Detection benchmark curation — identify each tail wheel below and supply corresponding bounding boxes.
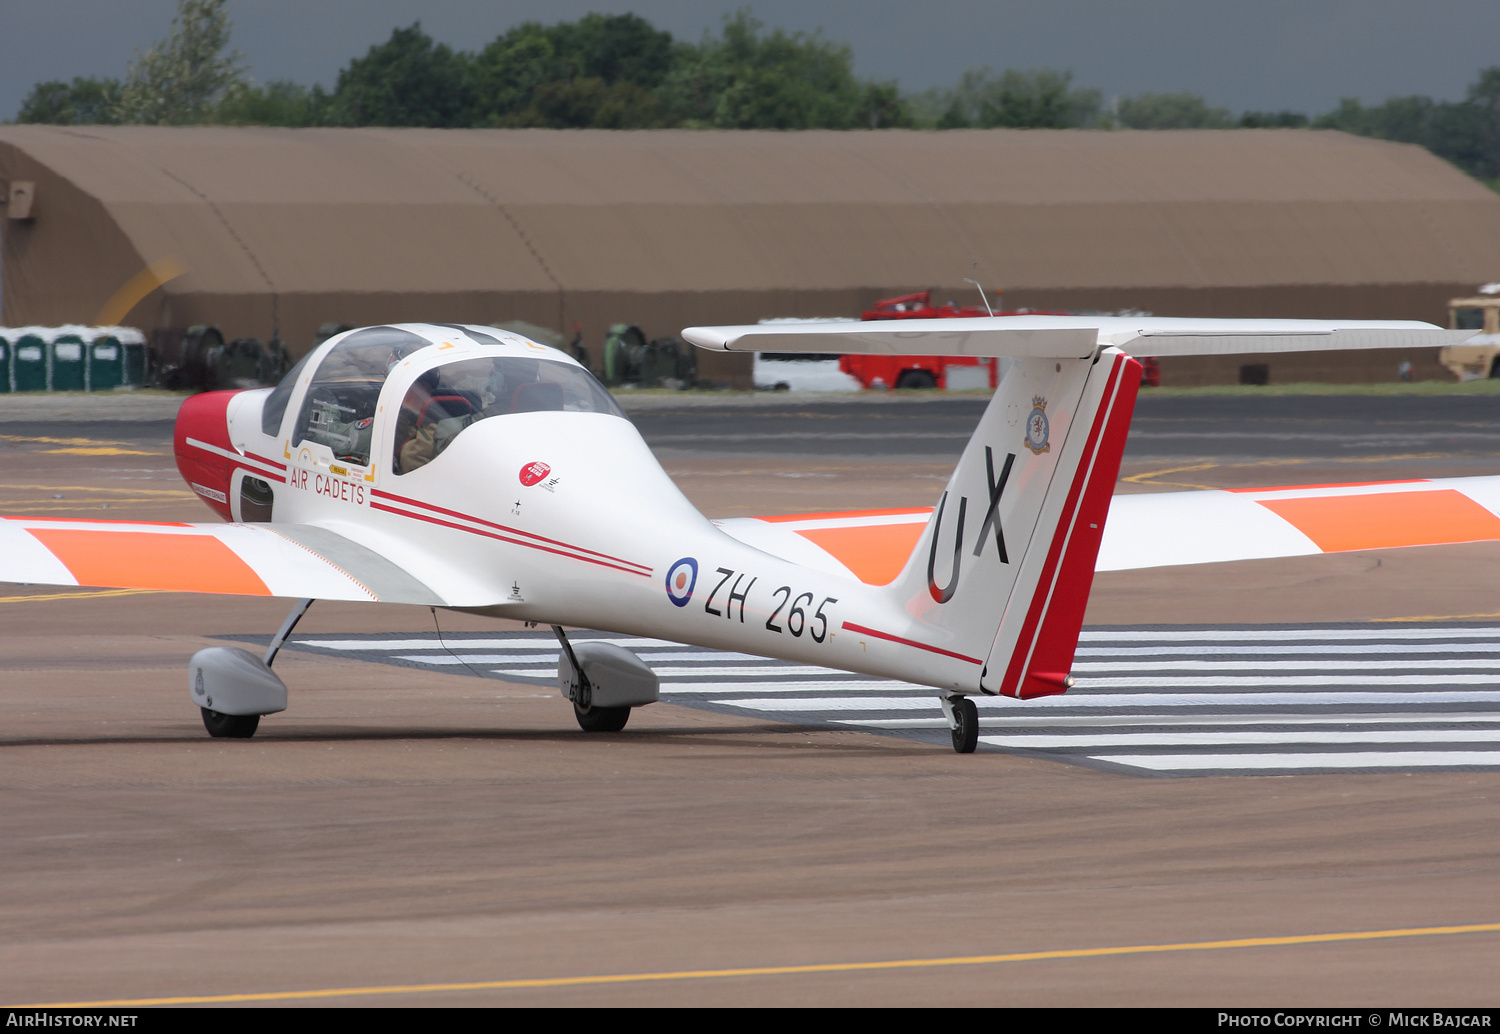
[574,703,630,732]
[201,708,259,739]
[951,697,979,754]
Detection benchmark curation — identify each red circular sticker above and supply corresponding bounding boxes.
[519,461,551,487]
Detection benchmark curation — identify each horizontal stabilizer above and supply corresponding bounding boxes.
[682,316,1472,358]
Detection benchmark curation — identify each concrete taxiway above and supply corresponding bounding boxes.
[1,394,1498,1006]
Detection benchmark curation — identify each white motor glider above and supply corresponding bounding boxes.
[0,318,1486,752]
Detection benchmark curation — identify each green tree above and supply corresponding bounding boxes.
[917,68,1101,128]
[1238,110,1309,128]
[1314,68,1500,183]
[549,13,676,89]
[504,78,662,128]
[1115,92,1233,129]
[216,81,332,127]
[16,77,121,124]
[857,81,913,129]
[471,14,675,126]
[1469,67,1500,182]
[660,12,866,129]
[115,0,246,124]
[330,23,475,127]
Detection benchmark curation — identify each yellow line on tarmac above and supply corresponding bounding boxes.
[0,484,193,497]
[1374,612,1500,622]
[41,447,159,456]
[16,921,1500,1008]
[0,434,134,448]
[0,588,160,603]
[1121,462,1220,489]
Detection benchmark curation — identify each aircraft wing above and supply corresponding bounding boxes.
[0,517,445,604]
[684,316,1476,358]
[719,475,1500,584]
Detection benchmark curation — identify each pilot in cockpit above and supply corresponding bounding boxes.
[393,362,489,474]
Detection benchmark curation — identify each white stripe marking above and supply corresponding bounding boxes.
[1096,751,1500,771]
[717,691,1500,711]
[1080,675,1500,688]
[486,666,853,679]
[839,712,1500,730]
[1077,643,1500,658]
[1079,628,1500,643]
[980,729,1500,749]
[301,637,683,652]
[394,651,780,667]
[581,680,908,694]
[1072,659,1500,673]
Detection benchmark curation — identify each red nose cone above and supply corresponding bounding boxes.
[174,390,243,520]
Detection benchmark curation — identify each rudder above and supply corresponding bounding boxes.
[883,347,1140,697]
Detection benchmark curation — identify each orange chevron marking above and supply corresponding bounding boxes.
[1257,489,1500,553]
[26,529,271,596]
[757,507,932,524]
[797,522,927,586]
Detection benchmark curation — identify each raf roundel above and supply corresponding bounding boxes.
[665,557,699,607]
[519,461,551,487]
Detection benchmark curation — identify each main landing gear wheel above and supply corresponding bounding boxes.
[201,708,259,739]
[574,703,630,733]
[951,697,979,754]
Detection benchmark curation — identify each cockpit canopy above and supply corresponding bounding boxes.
[390,352,622,474]
[261,325,624,471]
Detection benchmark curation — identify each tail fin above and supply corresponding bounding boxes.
[885,347,1140,698]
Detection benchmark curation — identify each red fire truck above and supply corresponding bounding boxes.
[839,291,1160,390]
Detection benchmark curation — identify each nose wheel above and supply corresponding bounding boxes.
[943,695,979,754]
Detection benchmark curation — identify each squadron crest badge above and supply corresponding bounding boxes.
[1024,396,1051,454]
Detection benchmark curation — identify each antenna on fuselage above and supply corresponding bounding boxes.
[963,277,996,317]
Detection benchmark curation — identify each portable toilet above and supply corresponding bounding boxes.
[87,330,126,391]
[50,329,88,391]
[0,331,10,393]
[13,331,48,391]
[118,328,147,387]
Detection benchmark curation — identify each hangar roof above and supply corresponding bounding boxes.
[5,125,1499,297]
[2,125,1498,375]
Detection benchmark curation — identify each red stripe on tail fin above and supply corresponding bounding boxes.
[999,352,1141,699]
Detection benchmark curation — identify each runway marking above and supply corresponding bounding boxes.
[0,587,160,603]
[1080,627,1500,641]
[1098,751,1500,772]
[1377,612,1500,623]
[1121,462,1221,490]
[1119,453,1463,492]
[19,921,1500,1007]
[276,624,1500,776]
[41,446,157,456]
[0,483,194,497]
[0,434,145,448]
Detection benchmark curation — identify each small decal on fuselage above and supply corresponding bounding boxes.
[665,557,698,607]
[519,461,551,487]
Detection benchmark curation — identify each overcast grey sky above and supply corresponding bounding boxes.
[3,1,1498,121]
